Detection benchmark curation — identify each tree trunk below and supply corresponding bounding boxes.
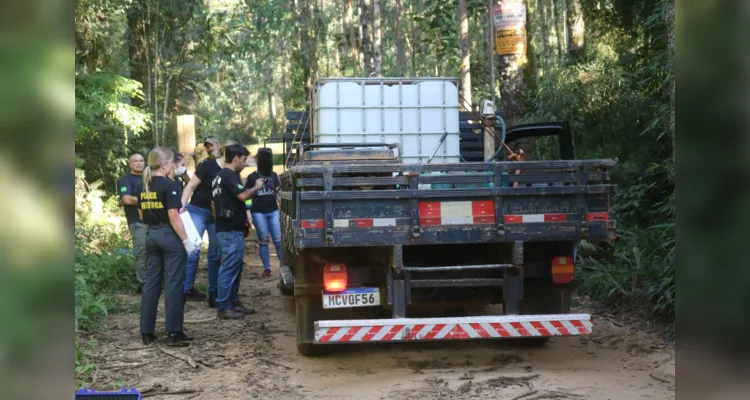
[281,36,290,92]
[550,0,563,62]
[497,0,529,126]
[345,0,359,75]
[410,0,419,76]
[372,0,382,76]
[566,0,584,59]
[360,0,373,75]
[317,0,329,77]
[395,0,406,76]
[265,60,278,137]
[311,0,320,82]
[152,0,160,144]
[459,0,472,110]
[539,0,550,73]
[499,55,526,125]
[127,5,148,110]
[667,0,675,168]
[300,0,313,97]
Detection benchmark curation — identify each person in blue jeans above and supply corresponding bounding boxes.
[212,144,265,319]
[180,137,223,305]
[244,148,281,277]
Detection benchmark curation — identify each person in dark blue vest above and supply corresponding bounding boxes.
[118,153,147,293]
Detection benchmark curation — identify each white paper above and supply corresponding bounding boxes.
[180,210,203,250]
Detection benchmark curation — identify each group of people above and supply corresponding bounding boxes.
[118,138,283,347]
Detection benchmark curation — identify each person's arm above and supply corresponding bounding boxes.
[138,209,143,221]
[237,178,264,202]
[182,172,191,186]
[180,175,201,207]
[211,200,216,220]
[119,177,139,205]
[122,195,138,206]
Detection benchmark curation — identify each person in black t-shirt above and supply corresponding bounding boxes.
[179,137,222,303]
[244,148,281,278]
[118,153,147,292]
[212,144,265,320]
[138,147,201,347]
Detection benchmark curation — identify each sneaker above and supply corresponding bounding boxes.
[217,309,245,320]
[208,292,217,308]
[141,333,158,345]
[233,301,256,315]
[166,331,194,347]
[262,269,271,277]
[185,287,207,301]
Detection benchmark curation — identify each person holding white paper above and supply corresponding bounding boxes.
[138,147,199,347]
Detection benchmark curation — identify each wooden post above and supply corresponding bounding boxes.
[176,115,197,174]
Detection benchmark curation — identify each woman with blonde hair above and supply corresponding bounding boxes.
[139,146,200,347]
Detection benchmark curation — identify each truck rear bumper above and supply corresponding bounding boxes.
[314,313,592,343]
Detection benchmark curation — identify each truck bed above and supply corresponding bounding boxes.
[279,159,616,248]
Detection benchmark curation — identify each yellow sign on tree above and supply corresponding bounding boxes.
[494,1,527,56]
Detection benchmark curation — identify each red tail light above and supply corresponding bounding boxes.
[552,256,575,284]
[324,264,348,292]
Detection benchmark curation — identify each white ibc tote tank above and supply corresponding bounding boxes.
[312,78,461,164]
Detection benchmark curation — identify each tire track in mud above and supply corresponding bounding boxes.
[91,242,674,399]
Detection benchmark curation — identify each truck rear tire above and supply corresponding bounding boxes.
[516,286,573,347]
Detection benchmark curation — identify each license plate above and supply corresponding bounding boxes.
[322,287,380,309]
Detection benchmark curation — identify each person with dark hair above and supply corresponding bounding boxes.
[118,153,147,293]
[211,144,264,319]
[171,150,191,187]
[180,137,222,304]
[244,148,281,278]
[138,147,199,346]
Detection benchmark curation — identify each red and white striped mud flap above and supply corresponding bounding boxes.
[314,314,593,343]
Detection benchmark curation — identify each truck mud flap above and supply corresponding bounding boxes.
[314,314,592,343]
[280,263,295,288]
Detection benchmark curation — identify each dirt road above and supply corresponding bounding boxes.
[94,243,675,399]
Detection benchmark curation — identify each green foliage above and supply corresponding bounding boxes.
[522,0,675,325]
[75,169,139,383]
[577,220,675,322]
[75,70,150,142]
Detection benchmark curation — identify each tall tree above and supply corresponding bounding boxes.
[345,0,359,75]
[360,0,373,75]
[539,0,550,72]
[409,0,421,76]
[300,0,313,97]
[395,0,406,75]
[265,61,278,137]
[566,0,584,58]
[550,0,563,60]
[667,0,674,166]
[372,0,382,76]
[458,0,472,110]
[127,2,149,112]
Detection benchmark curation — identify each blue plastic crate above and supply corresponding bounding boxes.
[75,388,141,400]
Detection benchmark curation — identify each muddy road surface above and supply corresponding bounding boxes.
[93,243,675,399]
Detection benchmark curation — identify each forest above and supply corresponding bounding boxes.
[74,0,675,374]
